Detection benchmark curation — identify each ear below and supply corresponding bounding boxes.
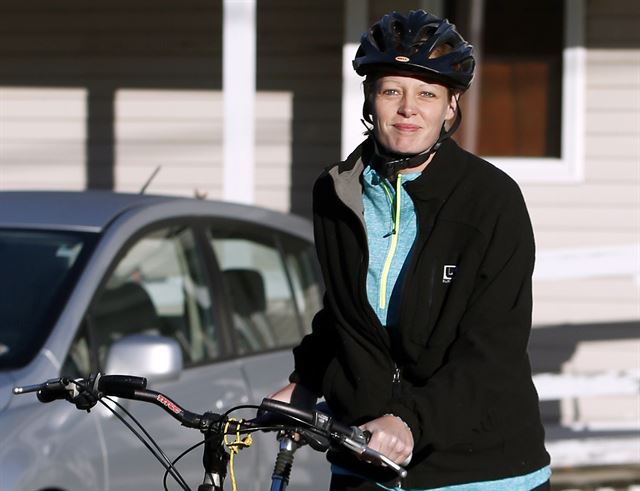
[446,92,459,121]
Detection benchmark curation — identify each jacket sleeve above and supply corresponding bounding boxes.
[289,299,338,397]
[288,172,339,396]
[388,185,537,452]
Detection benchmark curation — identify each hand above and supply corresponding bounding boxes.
[268,383,297,403]
[267,383,317,408]
[266,383,318,443]
[360,414,413,466]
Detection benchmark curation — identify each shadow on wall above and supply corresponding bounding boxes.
[528,320,640,443]
[0,1,344,217]
[256,0,343,217]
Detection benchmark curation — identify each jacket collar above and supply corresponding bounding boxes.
[328,142,368,228]
[331,137,470,202]
[403,138,470,202]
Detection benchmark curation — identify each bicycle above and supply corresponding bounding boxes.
[13,372,407,491]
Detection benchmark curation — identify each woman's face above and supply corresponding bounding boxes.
[371,75,456,155]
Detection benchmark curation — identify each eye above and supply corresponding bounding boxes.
[419,91,436,98]
[380,88,400,96]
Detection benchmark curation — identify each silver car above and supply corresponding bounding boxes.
[0,191,329,491]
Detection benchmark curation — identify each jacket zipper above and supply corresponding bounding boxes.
[379,176,403,310]
[392,364,402,397]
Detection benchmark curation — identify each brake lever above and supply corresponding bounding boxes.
[298,428,330,452]
[340,435,408,479]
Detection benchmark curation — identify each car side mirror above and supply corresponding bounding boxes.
[104,334,183,384]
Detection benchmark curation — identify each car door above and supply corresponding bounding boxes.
[205,219,330,490]
[64,222,257,491]
[61,217,329,491]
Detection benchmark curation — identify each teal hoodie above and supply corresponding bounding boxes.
[362,165,420,327]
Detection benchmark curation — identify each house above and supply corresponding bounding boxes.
[0,0,638,476]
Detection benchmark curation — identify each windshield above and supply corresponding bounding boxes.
[0,229,95,370]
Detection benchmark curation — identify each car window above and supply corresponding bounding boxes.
[62,320,92,378]
[209,225,313,355]
[279,235,322,335]
[0,229,94,370]
[91,225,218,369]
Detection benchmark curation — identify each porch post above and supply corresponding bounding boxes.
[341,0,368,160]
[223,0,256,204]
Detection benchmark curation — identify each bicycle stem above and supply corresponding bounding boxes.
[270,432,298,491]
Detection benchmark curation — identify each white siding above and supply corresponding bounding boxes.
[524,0,640,327]
[0,87,87,189]
[112,89,292,205]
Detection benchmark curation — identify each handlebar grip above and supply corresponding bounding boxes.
[259,398,314,425]
[259,398,367,443]
[36,379,70,403]
[98,375,147,398]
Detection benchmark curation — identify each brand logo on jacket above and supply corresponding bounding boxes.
[442,265,457,283]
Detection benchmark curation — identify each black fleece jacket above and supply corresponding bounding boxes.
[290,138,550,488]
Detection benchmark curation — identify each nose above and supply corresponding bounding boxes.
[397,94,417,117]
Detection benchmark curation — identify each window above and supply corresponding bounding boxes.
[280,235,322,335]
[446,0,585,182]
[446,0,563,157]
[62,321,91,378]
[0,229,94,370]
[90,226,218,369]
[209,223,319,355]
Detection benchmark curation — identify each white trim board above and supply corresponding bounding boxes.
[534,243,640,281]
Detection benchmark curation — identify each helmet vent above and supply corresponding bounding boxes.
[390,20,406,53]
[412,25,436,56]
[371,25,385,51]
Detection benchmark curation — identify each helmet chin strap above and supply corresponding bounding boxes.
[370,137,439,179]
[370,98,463,179]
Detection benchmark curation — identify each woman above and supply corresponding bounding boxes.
[272,10,551,490]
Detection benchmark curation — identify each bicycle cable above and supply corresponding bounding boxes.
[163,438,204,491]
[100,396,191,491]
[67,378,191,491]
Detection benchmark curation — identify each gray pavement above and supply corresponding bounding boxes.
[551,465,640,490]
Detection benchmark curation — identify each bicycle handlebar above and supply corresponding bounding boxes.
[13,373,146,398]
[14,374,407,480]
[258,398,407,479]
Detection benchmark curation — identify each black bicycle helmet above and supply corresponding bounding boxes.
[353,11,475,178]
[353,10,475,91]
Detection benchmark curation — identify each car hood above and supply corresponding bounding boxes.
[0,372,15,412]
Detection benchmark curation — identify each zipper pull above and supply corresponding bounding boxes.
[392,366,401,396]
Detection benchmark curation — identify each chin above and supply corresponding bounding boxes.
[392,144,431,156]
[385,137,435,156]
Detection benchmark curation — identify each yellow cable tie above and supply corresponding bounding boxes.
[222,418,253,491]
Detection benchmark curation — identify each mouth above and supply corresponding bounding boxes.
[392,123,421,132]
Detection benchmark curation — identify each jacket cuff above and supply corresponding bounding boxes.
[288,369,323,398]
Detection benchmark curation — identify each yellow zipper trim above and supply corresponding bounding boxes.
[379,176,402,310]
